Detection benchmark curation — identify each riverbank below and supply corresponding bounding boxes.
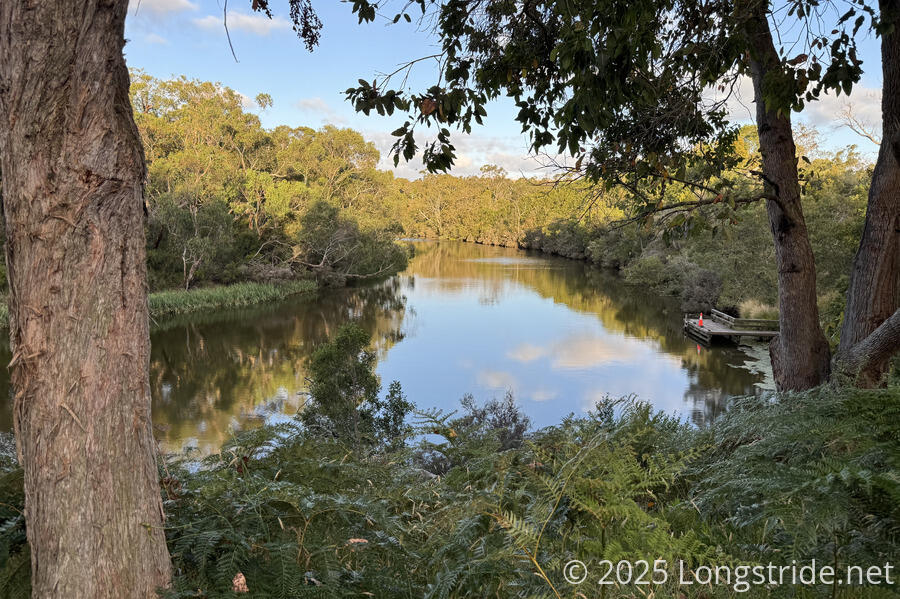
[450,227,783,318]
[149,280,316,319]
[2,376,896,597]
[0,280,318,330]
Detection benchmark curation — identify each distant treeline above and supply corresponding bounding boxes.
[128,72,602,293]
[0,73,869,343]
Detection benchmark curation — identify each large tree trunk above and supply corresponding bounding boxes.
[744,1,832,390]
[835,0,900,385]
[0,1,172,597]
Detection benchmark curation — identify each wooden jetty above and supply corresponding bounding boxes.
[684,309,779,345]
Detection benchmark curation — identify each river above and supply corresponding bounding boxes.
[0,241,773,453]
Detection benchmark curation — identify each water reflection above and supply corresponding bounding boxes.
[147,279,408,453]
[387,242,766,430]
[0,241,769,453]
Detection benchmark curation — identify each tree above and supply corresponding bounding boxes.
[295,201,408,282]
[330,0,899,390]
[0,1,171,597]
[300,323,412,449]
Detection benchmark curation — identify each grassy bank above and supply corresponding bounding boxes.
[0,280,317,330]
[149,280,317,319]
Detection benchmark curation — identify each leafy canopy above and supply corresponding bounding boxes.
[339,0,875,188]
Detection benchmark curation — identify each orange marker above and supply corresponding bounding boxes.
[699,312,704,327]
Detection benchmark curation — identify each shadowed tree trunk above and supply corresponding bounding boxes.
[836,0,900,385]
[0,1,172,597]
[743,0,832,390]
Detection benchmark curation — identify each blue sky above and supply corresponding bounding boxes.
[124,0,885,178]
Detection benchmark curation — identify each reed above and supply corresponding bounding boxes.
[148,280,317,319]
[0,280,317,330]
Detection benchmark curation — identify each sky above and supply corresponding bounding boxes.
[124,0,886,179]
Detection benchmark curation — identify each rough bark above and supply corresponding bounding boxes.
[835,309,900,382]
[743,2,832,390]
[836,0,900,385]
[0,1,172,597]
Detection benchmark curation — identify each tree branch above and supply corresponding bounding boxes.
[832,308,900,384]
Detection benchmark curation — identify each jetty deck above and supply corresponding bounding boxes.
[684,309,779,345]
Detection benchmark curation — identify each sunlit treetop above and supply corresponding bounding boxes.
[258,0,879,201]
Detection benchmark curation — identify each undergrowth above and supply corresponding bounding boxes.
[0,337,897,598]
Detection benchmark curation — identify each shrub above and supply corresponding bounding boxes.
[1,385,897,598]
[680,265,723,312]
[693,386,900,588]
[300,323,412,450]
[623,255,672,289]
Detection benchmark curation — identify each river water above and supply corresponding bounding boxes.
[0,241,772,453]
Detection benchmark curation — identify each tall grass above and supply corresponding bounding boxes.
[738,298,779,320]
[0,280,317,329]
[149,280,316,319]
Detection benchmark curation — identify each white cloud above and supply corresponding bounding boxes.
[237,93,256,109]
[363,129,546,179]
[194,11,290,36]
[711,75,883,147]
[705,75,756,123]
[192,14,221,28]
[802,85,881,130]
[295,97,347,125]
[144,32,169,44]
[530,389,558,402]
[296,97,331,113]
[129,0,196,16]
[551,336,646,370]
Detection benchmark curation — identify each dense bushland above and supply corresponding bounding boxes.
[0,74,870,341]
[519,141,870,331]
[134,73,409,292]
[129,73,872,342]
[0,324,896,598]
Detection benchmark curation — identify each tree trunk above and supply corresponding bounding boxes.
[0,1,172,597]
[743,1,832,390]
[836,0,900,385]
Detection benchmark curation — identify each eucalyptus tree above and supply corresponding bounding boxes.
[326,0,899,390]
[0,3,172,597]
[0,0,322,596]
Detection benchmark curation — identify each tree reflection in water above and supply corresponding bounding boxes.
[0,241,770,453]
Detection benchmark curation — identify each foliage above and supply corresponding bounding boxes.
[131,73,409,293]
[342,0,872,198]
[692,386,900,579]
[0,383,898,597]
[148,280,316,320]
[299,323,412,449]
[295,201,409,286]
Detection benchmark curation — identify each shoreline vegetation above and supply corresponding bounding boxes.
[1,0,898,595]
[1,324,897,598]
[0,73,866,349]
[148,279,318,322]
[0,279,318,331]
